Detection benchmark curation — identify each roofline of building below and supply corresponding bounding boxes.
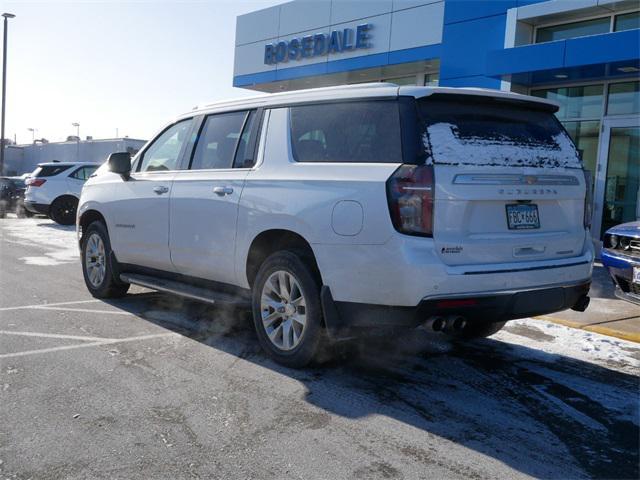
[12,137,147,148]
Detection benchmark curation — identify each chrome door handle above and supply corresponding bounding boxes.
[213,186,234,196]
[153,186,169,195]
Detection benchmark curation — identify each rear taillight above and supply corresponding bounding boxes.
[386,164,434,237]
[583,169,592,229]
[26,178,46,187]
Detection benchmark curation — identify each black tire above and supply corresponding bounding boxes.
[0,200,7,218]
[251,250,324,368]
[445,321,506,340]
[50,196,78,225]
[81,221,130,298]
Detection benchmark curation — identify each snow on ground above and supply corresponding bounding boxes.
[0,217,78,266]
[497,319,640,375]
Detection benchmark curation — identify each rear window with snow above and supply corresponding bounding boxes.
[418,96,582,169]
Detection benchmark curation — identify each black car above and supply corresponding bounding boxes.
[0,177,33,218]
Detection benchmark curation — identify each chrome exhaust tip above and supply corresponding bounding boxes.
[444,315,467,333]
[425,316,446,332]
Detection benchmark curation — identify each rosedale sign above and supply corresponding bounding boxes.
[264,23,372,65]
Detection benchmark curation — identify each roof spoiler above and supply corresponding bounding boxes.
[400,86,560,112]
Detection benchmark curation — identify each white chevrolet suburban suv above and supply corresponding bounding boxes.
[77,84,593,367]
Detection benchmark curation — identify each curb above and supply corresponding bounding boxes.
[535,315,640,344]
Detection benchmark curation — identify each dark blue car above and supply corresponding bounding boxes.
[602,221,640,305]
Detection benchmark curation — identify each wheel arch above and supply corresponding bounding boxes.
[245,229,322,288]
[78,209,107,245]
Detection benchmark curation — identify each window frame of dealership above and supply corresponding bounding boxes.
[234,0,639,243]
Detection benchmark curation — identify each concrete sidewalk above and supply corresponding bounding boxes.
[536,263,640,343]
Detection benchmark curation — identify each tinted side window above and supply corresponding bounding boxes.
[70,166,97,180]
[289,101,402,163]
[139,119,192,172]
[190,111,248,170]
[33,165,72,177]
[233,110,258,168]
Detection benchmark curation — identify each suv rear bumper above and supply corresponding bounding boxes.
[314,233,594,306]
[321,280,591,339]
[24,201,50,215]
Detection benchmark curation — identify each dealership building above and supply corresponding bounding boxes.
[234,0,639,239]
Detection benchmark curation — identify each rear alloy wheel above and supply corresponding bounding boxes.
[261,270,307,351]
[81,221,129,298]
[50,196,78,225]
[252,251,323,368]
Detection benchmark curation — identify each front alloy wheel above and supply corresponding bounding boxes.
[81,221,129,298]
[85,233,106,288]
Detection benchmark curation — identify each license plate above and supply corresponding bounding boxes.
[633,267,640,285]
[506,204,540,230]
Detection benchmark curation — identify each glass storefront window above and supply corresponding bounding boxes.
[562,120,600,186]
[536,17,610,43]
[614,11,640,32]
[424,73,439,86]
[601,126,640,235]
[382,76,417,86]
[607,81,640,115]
[532,85,604,119]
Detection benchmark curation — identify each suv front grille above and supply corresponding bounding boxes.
[604,234,640,258]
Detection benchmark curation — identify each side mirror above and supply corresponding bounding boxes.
[107,152,132,179]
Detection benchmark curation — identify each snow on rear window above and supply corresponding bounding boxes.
[419,97,582,169]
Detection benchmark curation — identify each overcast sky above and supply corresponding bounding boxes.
[3,0,282,144]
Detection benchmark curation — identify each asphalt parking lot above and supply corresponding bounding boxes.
[1,217,639,480]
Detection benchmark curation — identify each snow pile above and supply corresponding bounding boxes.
[497,319,640,374]
[1,218,78,266]
[423,122,582,169]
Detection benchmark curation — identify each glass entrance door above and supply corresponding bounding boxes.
[593,117,640,239]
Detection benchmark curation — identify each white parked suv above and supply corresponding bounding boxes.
[77,84,594,367]
[25,162,98,225]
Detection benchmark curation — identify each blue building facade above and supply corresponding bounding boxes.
[234,0,639,240]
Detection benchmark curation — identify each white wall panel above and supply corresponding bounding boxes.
[330,0,393,24]
[392,0,441,11]
[234,42,277,76]
[279,0,331,36]
[236,5,280,46]
[389,2,444,51]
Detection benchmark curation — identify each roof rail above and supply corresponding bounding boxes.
[198,82,398,110]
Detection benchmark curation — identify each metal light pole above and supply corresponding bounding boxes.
[1,13,16,175]
[27,127,36,143]
[72,122,80,161]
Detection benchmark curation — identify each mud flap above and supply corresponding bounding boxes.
[320,285,356,341]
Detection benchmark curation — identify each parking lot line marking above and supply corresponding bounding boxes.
[31,306,133,316]
[0,330,116,342]
[0,299,101,312]
[0,332,178,359]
